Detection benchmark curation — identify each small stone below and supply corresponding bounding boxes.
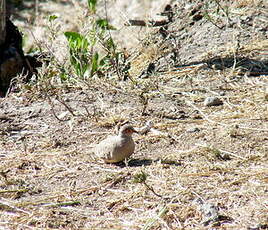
[187,127,200,133]
[204,97,223,106]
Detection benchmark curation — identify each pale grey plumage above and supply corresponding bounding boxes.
[94,125,137,163]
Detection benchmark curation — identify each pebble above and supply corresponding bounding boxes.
[187,127,200,133]
[204,97,223,106]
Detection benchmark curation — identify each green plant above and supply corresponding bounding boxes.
[64,1,124,79]
[64,31,90,78]
[87,0,97,13]
[133,171,147,183]
[47,15,59,40]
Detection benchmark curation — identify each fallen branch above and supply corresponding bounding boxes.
[126,19,170,27]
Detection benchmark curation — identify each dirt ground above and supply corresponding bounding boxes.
[1,0,268,229]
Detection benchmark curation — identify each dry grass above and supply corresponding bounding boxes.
[232,0,265,8]
[1,0,268,229]
[1,64,267,229]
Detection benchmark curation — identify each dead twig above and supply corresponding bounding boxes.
[46,95,67,122]
[55,96,76,117]
[126,19,170,27]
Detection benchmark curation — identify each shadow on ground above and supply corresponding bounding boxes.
[175,56,268,76]
[114,158,183,167]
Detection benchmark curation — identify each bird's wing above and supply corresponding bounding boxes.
[94,136,122,155]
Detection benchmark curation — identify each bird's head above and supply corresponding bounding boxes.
[119,124,138,137]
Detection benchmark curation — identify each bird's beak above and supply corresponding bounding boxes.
[132,128,138,134]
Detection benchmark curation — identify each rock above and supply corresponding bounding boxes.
[204,97,223,106]
[186,127,200,133]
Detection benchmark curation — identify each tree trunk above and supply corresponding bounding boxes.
[0,1,41,96]
[0,0,25,96]
[0,0,6,45]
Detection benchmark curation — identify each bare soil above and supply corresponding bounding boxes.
[1,0,268,229]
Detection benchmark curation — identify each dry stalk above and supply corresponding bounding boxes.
[55,96,76,117]
[45,93,69,122]
[186,100,228,127]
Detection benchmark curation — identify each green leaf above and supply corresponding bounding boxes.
[96,19,116,30]
[133,171,147,183]
[48,15,58,22]
[99,57,106,67]
[64,32,89,50]
[106,37,116,51]
[88,0,97,13]
[91,52,99,76]
[64,32,90,78]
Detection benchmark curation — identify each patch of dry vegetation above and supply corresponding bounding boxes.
[1,0,268,229]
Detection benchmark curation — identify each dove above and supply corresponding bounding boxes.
[94,124,137,163]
